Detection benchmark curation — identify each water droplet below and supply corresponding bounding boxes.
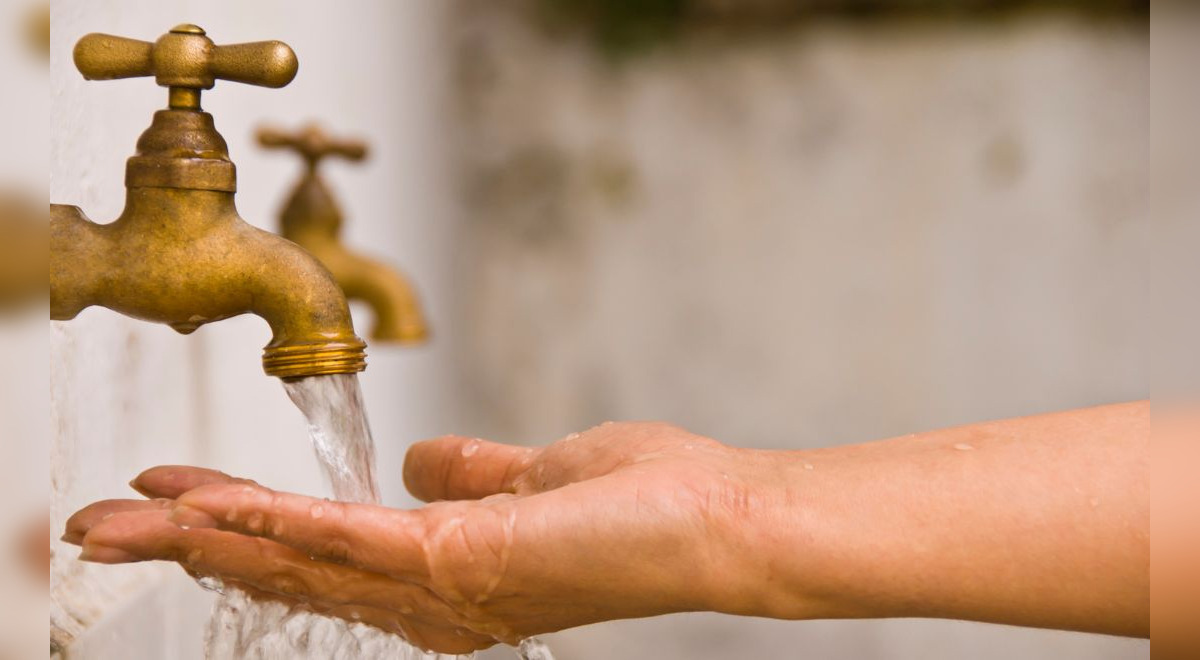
[179,525,192,531]
[196,575,224,593]
[310,504,325,519]
[563,432,580,442]
[271,519,286,536]
[461,440,481,457]
[186,548,204,564]
[245,513,265,533]
[225,509,239,522]
[953,443,974,451]
[242,485,255,494]
[803,463,814,470]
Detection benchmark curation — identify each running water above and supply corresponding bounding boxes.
[202,373,552,660]
[280,373,380,503]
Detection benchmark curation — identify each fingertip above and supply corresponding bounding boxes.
[129,478,154,498]
[63,499,172,546]
[403,436,464,499]
[130,465,191,498]
[62,509,104,546]
[404,435,538,502]
[76,509,167,559]
[132,465,243,500]
[62,508,89,546]
[78,543,141,564]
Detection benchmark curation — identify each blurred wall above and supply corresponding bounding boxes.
[49,1,453,656]
[0,4,49,657]
[447,3,1149,660]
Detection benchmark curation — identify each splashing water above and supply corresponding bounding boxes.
[202,373,552,660]
[517,638,556,660]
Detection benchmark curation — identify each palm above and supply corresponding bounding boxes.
[64,423,744,653]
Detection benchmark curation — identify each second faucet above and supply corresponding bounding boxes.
[258,123,429,344]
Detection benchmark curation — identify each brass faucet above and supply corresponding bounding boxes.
[257,123,429,343]
[50,25,367,379]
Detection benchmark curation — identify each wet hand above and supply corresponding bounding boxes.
[63,423,762,653]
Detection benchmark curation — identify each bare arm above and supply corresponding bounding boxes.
[62,402,1148,652]
[735,401,1148,636]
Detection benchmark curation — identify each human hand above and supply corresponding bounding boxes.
[63,423,765,653]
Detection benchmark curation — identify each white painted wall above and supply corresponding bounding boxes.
[50,1,454,655]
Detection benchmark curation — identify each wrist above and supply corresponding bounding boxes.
[705,447,871,621]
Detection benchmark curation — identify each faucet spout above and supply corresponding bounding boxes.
[51,187,366,378]
[281,173,429,343]
[339,253,428,344]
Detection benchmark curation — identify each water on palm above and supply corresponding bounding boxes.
[202,373,552,660]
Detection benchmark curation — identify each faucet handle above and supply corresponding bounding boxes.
[257,123,368,168]
[73,24,297,109]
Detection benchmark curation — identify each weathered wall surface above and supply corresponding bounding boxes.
[49,1,454,656]
[449,4,1149,659]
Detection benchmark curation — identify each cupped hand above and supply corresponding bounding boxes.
[63,423,764,653]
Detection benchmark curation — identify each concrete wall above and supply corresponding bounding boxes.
[448,4,1150,660]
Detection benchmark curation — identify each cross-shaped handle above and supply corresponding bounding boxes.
[73,24,297,109]
[257,123,368,169]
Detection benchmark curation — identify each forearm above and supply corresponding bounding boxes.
[722,402,1149,636]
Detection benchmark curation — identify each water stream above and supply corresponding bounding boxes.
[201,373,552,660]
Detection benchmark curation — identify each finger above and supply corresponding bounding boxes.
[403,435,539,502]
[82,509,438,616]
[131,465,256,499]
[80,510,493,652]
[62,498,172,545]
[169,483,430,581]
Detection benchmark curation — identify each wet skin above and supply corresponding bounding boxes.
[64,405,1149,654]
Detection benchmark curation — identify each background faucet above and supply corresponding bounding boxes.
[50,25,368,379]
[257,123,429,343]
